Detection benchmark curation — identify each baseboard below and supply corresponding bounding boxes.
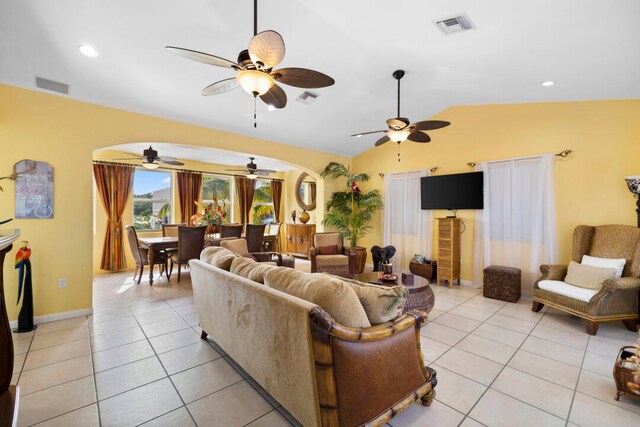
[9,308,93,329]
[460,279,480,288]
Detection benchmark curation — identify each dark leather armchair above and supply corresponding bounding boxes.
[220,224,243,238]
[125,225,168,284]
[245,223,266,253]
[169,226,206,282]
[310,232,357,277]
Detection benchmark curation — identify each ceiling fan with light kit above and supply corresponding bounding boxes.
[225,157,276,179]
[115,146,185,169]
[352,70,451,161]
[166,0,335,127]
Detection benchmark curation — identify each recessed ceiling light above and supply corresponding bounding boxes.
[541,80,555,87]
[78,44,99,58]
[267,104,275,112]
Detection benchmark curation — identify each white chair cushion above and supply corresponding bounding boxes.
[581,255,626,278]
[538,280,600,303]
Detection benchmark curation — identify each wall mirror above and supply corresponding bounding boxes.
[295,172,316,211]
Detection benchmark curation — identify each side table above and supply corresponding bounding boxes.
[354,271,434,315]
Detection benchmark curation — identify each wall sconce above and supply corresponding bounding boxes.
[624,175,640,227]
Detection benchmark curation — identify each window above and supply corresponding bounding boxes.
[201,175,233,221]
[133,170,172,230]
[252,179,274,224]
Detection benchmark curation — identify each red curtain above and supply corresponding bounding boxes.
[234,176,256,224]
[93,163,135,271]
[270,180,283,222]
[177,171,203,224]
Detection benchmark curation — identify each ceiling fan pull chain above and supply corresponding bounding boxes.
[398,143,401,162]
[253,94,257,128]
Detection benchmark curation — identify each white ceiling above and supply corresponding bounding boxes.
[2,0,639,157]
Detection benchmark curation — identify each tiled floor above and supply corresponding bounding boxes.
[10,262,640,426]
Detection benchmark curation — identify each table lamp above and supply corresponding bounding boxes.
[624,175,640,227]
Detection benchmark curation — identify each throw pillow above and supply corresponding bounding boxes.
[230,257,277,284]
[264,268,371,328]
[318,245,339,255]
[581,255,626,278]
[199,246,238,271]
[564,261,617,290]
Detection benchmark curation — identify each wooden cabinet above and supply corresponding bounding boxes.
[286,223,316,258]
[436,218,461,288]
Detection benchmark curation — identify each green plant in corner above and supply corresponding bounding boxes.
[320,162,383,247]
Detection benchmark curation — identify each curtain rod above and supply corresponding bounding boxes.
[92,160,284,181]
[466,150,572,168]
[378,167,438,178]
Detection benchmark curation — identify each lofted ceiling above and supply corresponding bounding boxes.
[1,0,639,158]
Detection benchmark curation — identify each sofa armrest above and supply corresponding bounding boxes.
[587,277,640,317]
[342,247,358,274]
[534,264,568,290]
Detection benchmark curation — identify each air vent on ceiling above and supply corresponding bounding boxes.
[35,77,69,95]
[434,13,475,35]
[296,91,318,105]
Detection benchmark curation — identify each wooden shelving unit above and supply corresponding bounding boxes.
[436,218,461,288]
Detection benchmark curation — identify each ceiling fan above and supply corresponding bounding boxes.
[166,0,334,126]
[351,70,451,161]
[225,157,276,179]
[115,146,184,169]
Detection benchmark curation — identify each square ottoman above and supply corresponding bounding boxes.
[483,265,521,303]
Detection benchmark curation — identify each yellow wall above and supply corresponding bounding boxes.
[352,100,640,282]
[0,84,347,320]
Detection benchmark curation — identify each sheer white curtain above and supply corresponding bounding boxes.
[383,170,433,273]
[472,154,558,296]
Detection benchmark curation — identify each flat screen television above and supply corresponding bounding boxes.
[420,172,484,210]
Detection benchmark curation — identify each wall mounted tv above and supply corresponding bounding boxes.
[420,172,484,210]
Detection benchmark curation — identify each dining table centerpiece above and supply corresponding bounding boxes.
[191,197,227,234]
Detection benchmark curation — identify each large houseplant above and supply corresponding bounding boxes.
[321,162,383,272]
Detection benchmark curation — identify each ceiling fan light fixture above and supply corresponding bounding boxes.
[541,80,555,87]
[387,129,411,143]
[236,70,274,96]
[246,173,258,179]
[78,44,99,57]
[142,161,159,170]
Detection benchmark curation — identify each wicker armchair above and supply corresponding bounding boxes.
[310,232,357,278]
[532,225,640,335]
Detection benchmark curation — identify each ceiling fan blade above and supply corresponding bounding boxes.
[375,136,390,146]
[201,78,240,96]
[407,131,431,143]
[386,118,410,130]
[158,156,178,162]
[225,168,250,172]
[259,83,287,109]
[161,160,185,166]
[248,30,285,69]
[271,68,335,89]
[113,157,143,160]
[165,46,241,69]
[350,130,387,137]
[256,169,277,174]
[412,120,451,131]
[255,170,271,176]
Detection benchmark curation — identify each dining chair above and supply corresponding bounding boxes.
[161,223,186,237]
[263,222,282,251]
[220,224,243,238]
[245,223,267,253]
[125,225,168,284]
[169,225,207,282]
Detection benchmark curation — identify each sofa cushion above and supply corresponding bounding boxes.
[581,255,626,278]
[538,279,600,303]
[220,238,249,257]
[314,233,343,253]
[564,261,617,290]
[316,254,349,266]
[318,245,339,255]
[328,274,408,325]
[230,257,277,284]
[200,246,238,271]
[264,268,371,328]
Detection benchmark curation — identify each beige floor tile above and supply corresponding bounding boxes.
[420,322,468,346]
[171,358,243,403]
[496,304,545,322]
[95,356,166,400]
[507,350,580,389]
[465,295,508,308]
[569,392,640,427]
[135,307,182,325]
[12,335,33,354]
[93,340,155,372]
[89,315,139,336]
[99,378,183,427]
[537,311,585,333]
[434,347,503,386]
[587,335,636,358]
[140,407,195,426]
[432,299,460,312]
[30,327,88,350]
[17,376,96,427]
[34,403,99,426]
[577,369,640,415]
[420,337,451,363]
[470,389,564,427]
[434,293,471,305]
[90,325,146,352]
[530,323,589,349]
[425,308,445,320]
[89,307,132,323]
[35,317,88,336]
[433,312,482,333]
[142,317,190,338]
[181,312,200,327]
[596,322,640,342]
[521,335,585,367]
[582,350,617,377]
[159,341,221,375]
[459,417,485,427]
[449,305,497,322]
[471,323,528,347]
[455,334,518,364]
[485,313,537,334]
[388,399,464,427]
[174,302,196,316]
[18,354,93,396]
[23,339,90,370]
[13,353,25,374]
[492,367,574,418]
[187,380,274,427]
[429,364,487,413]
[130,300,171,315]
[11,373,18,385]
[166,295,195,309]
[149,327,202,354]
[246,409,293,427]
[12,329,35,339]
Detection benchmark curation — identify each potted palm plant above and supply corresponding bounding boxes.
[320,162,383,273]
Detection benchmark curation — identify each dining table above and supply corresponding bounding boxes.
[137,236,178,286]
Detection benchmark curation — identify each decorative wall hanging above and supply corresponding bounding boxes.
[14,159,53,219]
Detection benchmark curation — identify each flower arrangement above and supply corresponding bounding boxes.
[191,198,227,228]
